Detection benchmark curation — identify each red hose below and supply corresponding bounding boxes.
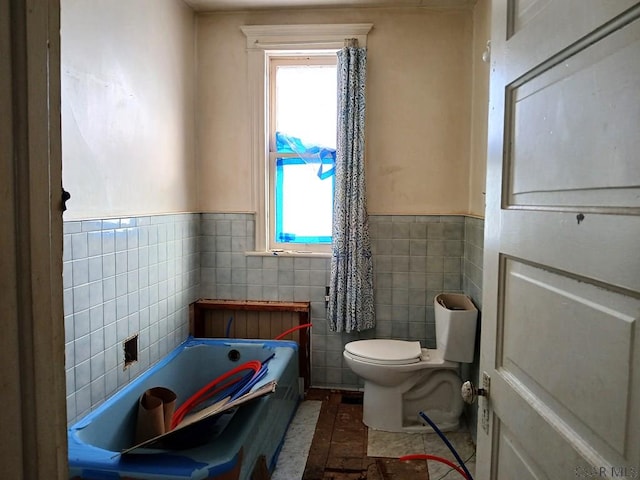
[274,323,313,340]
[171,360,262,429]
[399,454,471,480]
[188,375,243,406]
[172,325,313,429]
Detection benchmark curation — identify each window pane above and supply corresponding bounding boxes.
[275,158,333,244]
[276,65,337,149]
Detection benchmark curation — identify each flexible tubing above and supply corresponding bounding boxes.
[175,363,267,424]
[230,353,275,400]
[172,366,258,428]
[171,360,262,429]
[274,323,313,340]
[225,316,234,337]
[231,367,268,401]
[419,411,474,480]
[172,327,302,429]
[192,371,253,407]
[172,369,256,428]
[399,454,470,480]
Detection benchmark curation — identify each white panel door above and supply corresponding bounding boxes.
[477,1,640,478]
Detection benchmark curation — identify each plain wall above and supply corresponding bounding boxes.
[61,0,198,220]
[60,0,202,425]
[468,0,491,217]
[196,7,474,215]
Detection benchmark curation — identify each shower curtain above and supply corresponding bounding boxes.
[327,40,375,333]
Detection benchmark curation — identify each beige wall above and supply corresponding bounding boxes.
[197,7,474,215]
[60,2,487,219]
[61,0,197,220]
[468,0,491,217]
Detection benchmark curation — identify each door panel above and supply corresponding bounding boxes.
[506,18,640,211]
[500,258,638,455]
[500,210,640,293]
[496,421,555,479]
[478,1,640,478]
[509,0,552,37]
[505,0,637,72]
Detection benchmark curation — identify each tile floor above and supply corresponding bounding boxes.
[272,389,476,480]
[272,400,323,480]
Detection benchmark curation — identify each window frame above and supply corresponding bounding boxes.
[268,55,337,253]
[241,23,372,254]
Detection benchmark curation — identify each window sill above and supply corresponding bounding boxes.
[245,250,331,259]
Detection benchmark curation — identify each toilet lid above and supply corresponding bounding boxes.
[345,339,422,365]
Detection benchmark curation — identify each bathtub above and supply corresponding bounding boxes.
[68,337,300,480]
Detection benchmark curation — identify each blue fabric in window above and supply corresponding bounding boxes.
[276,132,336,180]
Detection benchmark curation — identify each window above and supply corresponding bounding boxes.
[269,56,337,252]
[241,24,372,254]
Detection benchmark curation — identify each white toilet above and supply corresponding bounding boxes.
[343,293,478,433]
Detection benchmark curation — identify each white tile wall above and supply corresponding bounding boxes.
[64,212,483,424]
[63,214,200,424]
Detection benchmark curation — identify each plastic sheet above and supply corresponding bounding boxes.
[276,131,336,180]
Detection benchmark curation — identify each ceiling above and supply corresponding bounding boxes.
[183,0,475,12]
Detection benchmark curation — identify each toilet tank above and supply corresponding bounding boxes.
[434,293,478,363]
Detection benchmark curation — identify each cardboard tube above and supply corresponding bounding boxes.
[150,386,177,433]
[134,387,177,444]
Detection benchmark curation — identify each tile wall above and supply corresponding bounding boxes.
[199,213,483,390]
[463,216,484,309]
[63,212,484,427]
[63,214,200,424]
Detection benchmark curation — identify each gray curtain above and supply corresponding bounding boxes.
[327,40,375,333]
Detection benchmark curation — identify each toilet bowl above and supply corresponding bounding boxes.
[343,294,478,433]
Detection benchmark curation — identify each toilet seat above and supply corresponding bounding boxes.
[344,339,422,365]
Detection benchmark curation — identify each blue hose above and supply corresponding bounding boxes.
[419,411,474,480]
[225,316,234,337]
[231,353,276,400]
[192,370,255,411]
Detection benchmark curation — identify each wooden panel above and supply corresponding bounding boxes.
[498,259,639,455]
[191,299,311,390]
[2,1,67,477]
[200,309,302,341]
[505,15,640,212]
[194,299,310,312]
